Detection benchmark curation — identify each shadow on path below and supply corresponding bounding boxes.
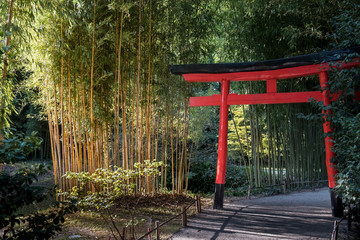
[171,188,334,240]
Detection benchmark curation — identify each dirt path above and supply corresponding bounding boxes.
[171,188,335,239]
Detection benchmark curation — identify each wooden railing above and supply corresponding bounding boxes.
[136,195,202,240]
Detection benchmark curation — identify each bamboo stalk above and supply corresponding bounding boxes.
[119,4,126,171]
[90,0,96,178]
[46,78,58,186]
[135,0,143,191]
[145,0,153,194]
[113,10,120,168]
[81,66,88,173]
[170,99,175,194]
[67,56,75,183]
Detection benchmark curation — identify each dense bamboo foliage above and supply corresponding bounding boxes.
[30,0,218,194]
[2,0,355,195]
[227,103,327,188]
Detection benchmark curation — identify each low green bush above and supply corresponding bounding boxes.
[0,164,76,240]
[187,160,249,193]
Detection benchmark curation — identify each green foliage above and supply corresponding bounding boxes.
[188,161,248,193]
[334,114,360,205]
[325,0,360,209]
[225,164,249,189]
[213,0,340,63]
[331,0,360,48]
[326,66,360,208]
[0,130,42,163]
[187,160,216,193]
[62,160,163,240]
[296,0,360,210]
[0,78,15,129]
[0,164,76,240]
[0,0,52,130]
[228,105,252,162]
[64,160,163,204]
[0,49,16,130]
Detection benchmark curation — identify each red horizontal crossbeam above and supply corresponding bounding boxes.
[190,91,360,107]
[190,92,322,106]
[183,58,360,82]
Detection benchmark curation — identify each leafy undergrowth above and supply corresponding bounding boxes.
[2,163,214,240]
[54,194,211,240]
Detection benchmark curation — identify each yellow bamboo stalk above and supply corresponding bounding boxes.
[60,21,68,192]
[67,56,75,179]
[45,77,58,186]
[135,0,143,191]
[81,65,88,172]
[90,0,96,180]
[144,0,153,194]
[170,102,174,194]
[118,5,126,170]
[113,11,120,167]
[53,80,63,193]
[130,75,136,178]
[74,85,81,173]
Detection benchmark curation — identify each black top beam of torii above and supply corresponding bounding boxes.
[171,45,360,75]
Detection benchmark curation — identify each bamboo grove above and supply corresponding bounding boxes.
[6,0,342,194]
[227,103,327,189]
[30,0,196,194]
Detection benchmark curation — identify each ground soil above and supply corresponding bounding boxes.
[171,188,360,240]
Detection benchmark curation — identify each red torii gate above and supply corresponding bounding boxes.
[171,46,360,217]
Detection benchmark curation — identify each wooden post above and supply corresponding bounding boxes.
[195,196,200,213]
[155,221,160,240]
[347,206,352,231]
[197,195,201,213]
[283,179,287,194]
[247,185,251,199]
[331,220,339,240]
[181,206,187,227]
[199,196,202,213]
[311,179,315,191]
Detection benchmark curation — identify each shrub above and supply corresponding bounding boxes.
[187,160,249,193]
[0,164,76,240]
[62,160,163,240]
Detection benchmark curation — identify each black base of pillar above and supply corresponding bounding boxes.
[214,183,225,209]
[330,190,344,218]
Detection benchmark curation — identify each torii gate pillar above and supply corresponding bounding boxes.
[214,80,230,209]
[319,71,344,217]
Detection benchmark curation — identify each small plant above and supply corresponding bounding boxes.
[63,160,163,240]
